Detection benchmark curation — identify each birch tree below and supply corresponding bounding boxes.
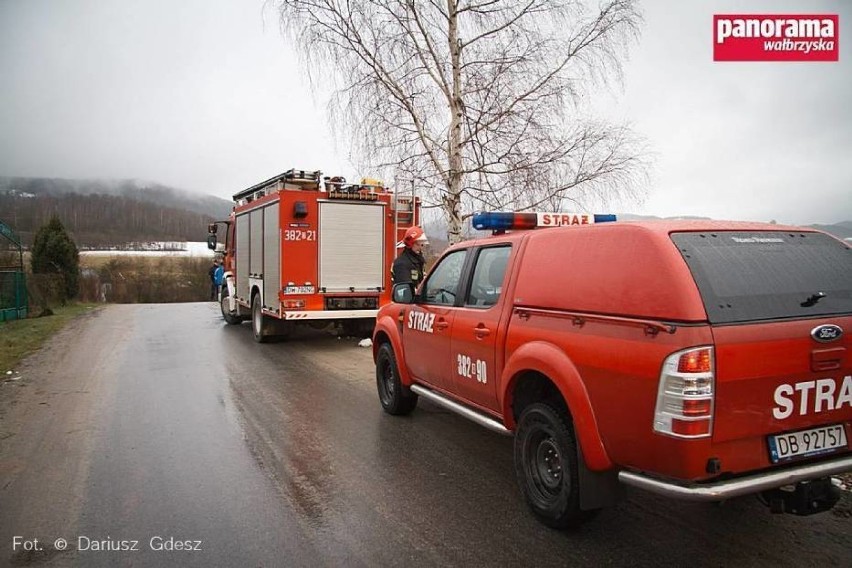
[276,0,646,243]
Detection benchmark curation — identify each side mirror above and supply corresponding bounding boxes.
[392,283,415,304]
[207,234,217,250]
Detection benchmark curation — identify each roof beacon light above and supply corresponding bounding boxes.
[472,212,616,231]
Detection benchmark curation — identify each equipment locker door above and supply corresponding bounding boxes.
[319,202,385,292]
[235,213,250,302]
[263,203,280,311]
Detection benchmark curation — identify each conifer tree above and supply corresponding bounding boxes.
[31,215,79,301]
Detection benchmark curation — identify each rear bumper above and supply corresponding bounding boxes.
[277,309,378,320]
[618,454,852,501]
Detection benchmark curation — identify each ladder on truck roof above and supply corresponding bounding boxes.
[392,180,418,253]
[233,169,322,203]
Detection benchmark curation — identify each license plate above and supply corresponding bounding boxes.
[767,424,848,463]
[283,286,314,295]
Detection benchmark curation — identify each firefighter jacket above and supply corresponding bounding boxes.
[392,247,426,286]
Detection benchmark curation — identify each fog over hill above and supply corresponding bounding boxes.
[0,177,233,246]
[0,177,232,219]
[1,176,849,247]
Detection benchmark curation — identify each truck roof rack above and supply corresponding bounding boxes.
[233,169,322,203]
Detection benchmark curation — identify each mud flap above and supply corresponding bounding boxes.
[269,318,293,338]
[577,444,623,510]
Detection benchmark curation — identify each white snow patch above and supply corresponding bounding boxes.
[81,242,214,258]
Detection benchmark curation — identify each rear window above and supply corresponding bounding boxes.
[671,231,852,324]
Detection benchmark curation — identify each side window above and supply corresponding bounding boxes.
[465,246,511,308]
[422,250,467,306]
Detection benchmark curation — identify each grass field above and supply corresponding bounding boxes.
[0,304,99,373]
[79,254,202,271]
[78,256,211,303]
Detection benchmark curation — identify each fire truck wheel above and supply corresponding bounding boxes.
[251,294,271,343]
[376,343,418,415]
[220,289,242,326]
[514,402,590,529]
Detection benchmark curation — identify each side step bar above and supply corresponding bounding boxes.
[410,385,511,436]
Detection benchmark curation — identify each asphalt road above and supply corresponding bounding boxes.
[0,303,849,567]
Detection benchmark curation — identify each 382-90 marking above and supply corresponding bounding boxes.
[457,354,488,384]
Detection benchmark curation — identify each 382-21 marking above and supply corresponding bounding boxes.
[283,230,316,241]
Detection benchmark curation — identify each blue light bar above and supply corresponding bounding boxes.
[471,211,617,231]
[594,214,617,223]
[472,212,536,231]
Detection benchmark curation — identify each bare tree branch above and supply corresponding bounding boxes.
[276,0,647,243]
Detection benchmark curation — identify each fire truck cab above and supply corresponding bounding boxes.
[209,169,420,341]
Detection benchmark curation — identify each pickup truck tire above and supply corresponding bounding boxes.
[251,294,271,343]
[514,402,588,529]
[220,289,242,326]
[376,343,418,415]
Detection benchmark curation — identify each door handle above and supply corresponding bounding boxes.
[435,319,450,331]
[474,325,491,339]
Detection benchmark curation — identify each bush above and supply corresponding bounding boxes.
[27,273,65,311]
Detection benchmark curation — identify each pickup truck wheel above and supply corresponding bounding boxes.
[514,402,588,529]
[220,288,242,325]
[376,343,418,415]
[251,294,270,343]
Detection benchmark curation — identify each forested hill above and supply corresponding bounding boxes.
[0,177,233,247]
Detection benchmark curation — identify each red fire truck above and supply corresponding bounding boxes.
[208,169,420,342]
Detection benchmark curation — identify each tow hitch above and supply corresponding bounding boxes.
[760,477,840,516]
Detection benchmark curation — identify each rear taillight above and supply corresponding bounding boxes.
[653,346,714,439]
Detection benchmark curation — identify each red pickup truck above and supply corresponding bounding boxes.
[372,214,852,528]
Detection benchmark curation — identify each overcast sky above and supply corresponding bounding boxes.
[1,0,850,225]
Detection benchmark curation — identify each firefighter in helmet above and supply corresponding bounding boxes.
[392,226,428,287]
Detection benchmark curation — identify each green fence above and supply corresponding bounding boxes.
[0,270,27,322]
[1,220,27,322]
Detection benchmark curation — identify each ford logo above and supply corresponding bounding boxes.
[811,324,843,343]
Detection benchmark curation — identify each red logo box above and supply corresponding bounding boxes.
[714,14,839,62]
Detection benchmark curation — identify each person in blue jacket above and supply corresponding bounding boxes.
[213,259,225,301]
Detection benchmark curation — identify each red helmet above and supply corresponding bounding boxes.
[402,226,429,247]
